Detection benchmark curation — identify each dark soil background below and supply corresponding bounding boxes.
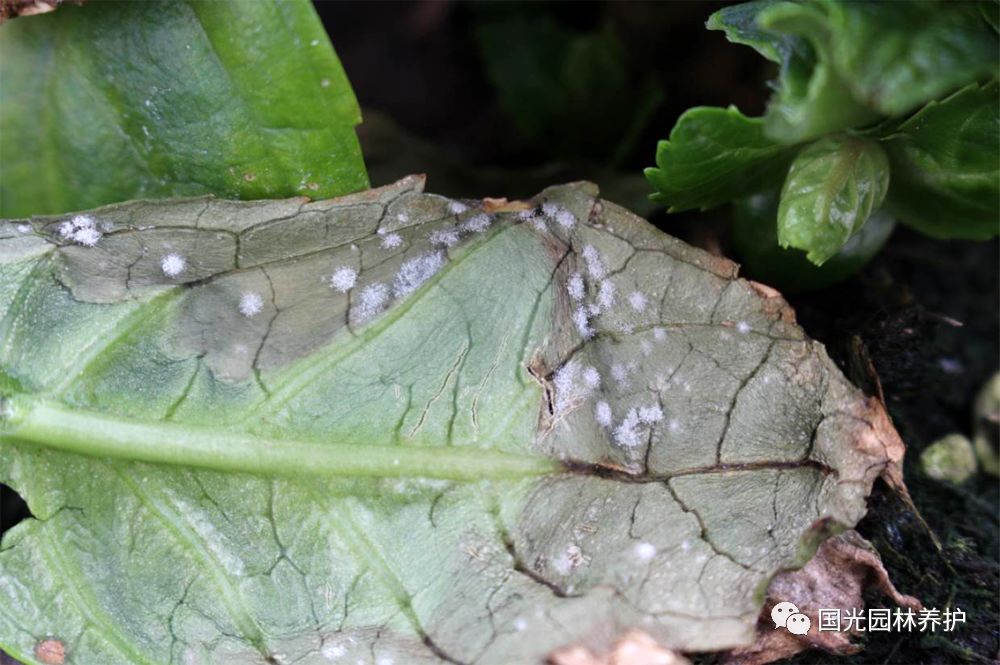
[2,2,997,664]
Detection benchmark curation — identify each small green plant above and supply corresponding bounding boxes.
[645,0,999,288]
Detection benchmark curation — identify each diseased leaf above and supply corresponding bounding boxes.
[883,81,1000,240]
[0,178,905,664]
[777,135,889,265]
[730,530,921,664]
[644,106,797,210]
[0,0,368,218]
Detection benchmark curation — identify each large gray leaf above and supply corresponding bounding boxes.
[0,177,903,664]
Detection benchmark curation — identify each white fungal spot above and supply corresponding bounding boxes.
[736,320,752,334]
[581,245,606,280]
[394,251,445,297]
[512,617,528,632]
[160,253,186,277]
[573,306,593,339]
[613,408,643,448]
[638,404,663,424]
[653,327,666,341]
[633,542,657,561]
[329,266,358,292]
[447,200,468,215]
[461,213,491,233]
[611,363,630,387]
[668,419,681,433]
[356,282,390,321]
[553,360,597,413]
[554,209,576,229]
[379,232,403,249]
[597,280,616,310]
[594,400,612,427]
[552,362,578,411]
[74,227,102,246]
[628,291,647,312]
[566,272,585,301]
[320,78,331,88]
[239,292,263,318]
[541,202,559,218]
[60,214,103,246]
[15,224,30,234]
[429,228,460,247]
[396,212,409,223]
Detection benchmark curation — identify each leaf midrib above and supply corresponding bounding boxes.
[2,395,558,481]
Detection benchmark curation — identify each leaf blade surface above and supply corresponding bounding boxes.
[0,178,903,664]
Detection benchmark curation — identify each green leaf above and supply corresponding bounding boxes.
[777,135,890,265]
[706,0,795,65]
[820,0,999,117]
[710,1,880,144]
[733,188,895,292]
[644,106,797,211]
[753,2,882,143]
[0,178,903,664]
[710,0,998,143]
[884,81,1000,240]
[0,0,368,218]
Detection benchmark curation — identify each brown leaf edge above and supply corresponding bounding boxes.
[0,0,80,24]
[539,271,914,664]
[723,529,922,665]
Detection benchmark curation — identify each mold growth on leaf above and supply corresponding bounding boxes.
[160,253,186,277]
[239,292,264,318]
[429,227,461,248]
[594,400,613,427]
[329,266,358,292]
[393,251,445,297]
[581,244,606,280]
[628,291,648,312]
[460,213,491,233]
[378,231,404,249]
[567,272,585,301]
[58,214,103,246]
[355,282,390,322]
[0,177,913,665]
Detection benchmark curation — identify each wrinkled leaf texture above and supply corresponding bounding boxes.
[0,178,904,664]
